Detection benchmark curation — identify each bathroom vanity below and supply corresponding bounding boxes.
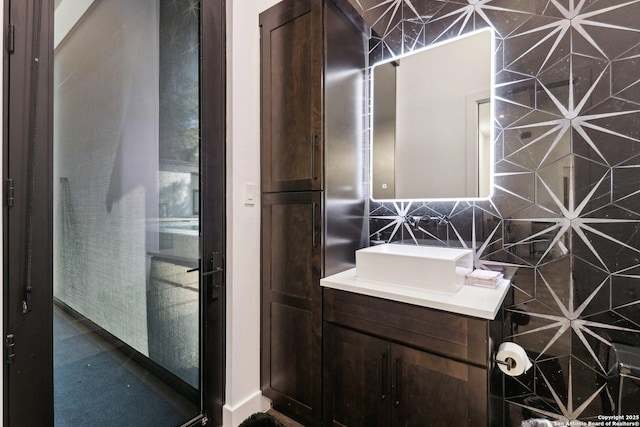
[320,244,509,426]
[322,288,498,427]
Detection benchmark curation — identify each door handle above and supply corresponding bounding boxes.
[393,358,401,407]
[312,202,318,248]
[380,353,387,401]
[203,267,223,277]
[206,252,224,301]
[187,266,224,277]
[186,253,224,301]
[311,134,318,180]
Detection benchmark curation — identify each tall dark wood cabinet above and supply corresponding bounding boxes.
[260,0,369,425]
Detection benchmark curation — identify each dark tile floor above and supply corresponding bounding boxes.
[54,306,199,426]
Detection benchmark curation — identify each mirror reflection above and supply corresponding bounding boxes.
[371,29,494,200]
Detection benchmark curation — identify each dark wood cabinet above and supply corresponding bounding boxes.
[394,344,487,427]
[260,0,369,425]
[260,0,322,193]
[261,192,322,421]
[323,323,391,427]
[324,289,496,427]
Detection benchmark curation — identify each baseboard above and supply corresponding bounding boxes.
[222,390,270,427]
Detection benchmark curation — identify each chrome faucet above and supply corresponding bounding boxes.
[403,215,421,227]
[403,214,451,245]
[404,214,449,227]
[435,215,449,226]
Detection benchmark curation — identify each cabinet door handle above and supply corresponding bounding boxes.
[312,202,317,248]
[311,134,318,180]
[393,358,400,407]
[380,353,387,401]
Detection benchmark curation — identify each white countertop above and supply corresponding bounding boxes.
[321,268,511,320]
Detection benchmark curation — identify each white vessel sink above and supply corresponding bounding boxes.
[355,243,473,293]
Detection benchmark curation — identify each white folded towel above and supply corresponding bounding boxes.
[465,269,503,287]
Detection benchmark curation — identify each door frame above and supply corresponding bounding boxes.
[3,0,54,425]
[201,0,227,425]
[2,0,226,425]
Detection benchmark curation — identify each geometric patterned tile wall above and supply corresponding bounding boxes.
[348,0,640,423]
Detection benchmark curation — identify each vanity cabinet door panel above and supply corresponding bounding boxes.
[392,344,488,427]
[260,0,323,193]
[265,198,318,300]
[270,303,314,406]
[261,191,323,424]
[323,324,391,427]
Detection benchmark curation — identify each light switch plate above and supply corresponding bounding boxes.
[243,183,257,206]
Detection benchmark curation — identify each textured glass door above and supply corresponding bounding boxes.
[53,0,202,425]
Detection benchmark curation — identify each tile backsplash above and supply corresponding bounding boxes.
[351,0,640,423]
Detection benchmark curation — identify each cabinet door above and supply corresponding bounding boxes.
[323,324,391,427]
[261,192,322,424]
[392,344,488,427]
[260,0,323,193]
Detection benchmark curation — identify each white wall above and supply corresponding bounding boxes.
[224,1,280,425]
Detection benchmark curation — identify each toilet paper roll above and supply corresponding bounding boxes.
[496,342,532,376]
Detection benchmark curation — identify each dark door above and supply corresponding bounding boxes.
[260,0,323,193]
[323,324,391,427]
[3,0,225,425]
[261,191,322,423]
[392,343,488,427]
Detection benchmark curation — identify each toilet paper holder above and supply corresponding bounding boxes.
[493,341,533,376]
[493,357,517,371]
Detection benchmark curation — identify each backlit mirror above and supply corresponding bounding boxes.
[371,29,494,200]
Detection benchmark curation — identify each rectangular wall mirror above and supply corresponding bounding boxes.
[371,28,495,200]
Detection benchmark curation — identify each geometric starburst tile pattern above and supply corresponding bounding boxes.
[352,0,640,423]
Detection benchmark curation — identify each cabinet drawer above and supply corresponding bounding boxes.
[323,288,489,367]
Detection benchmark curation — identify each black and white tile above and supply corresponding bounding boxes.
[350,0,640,423]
